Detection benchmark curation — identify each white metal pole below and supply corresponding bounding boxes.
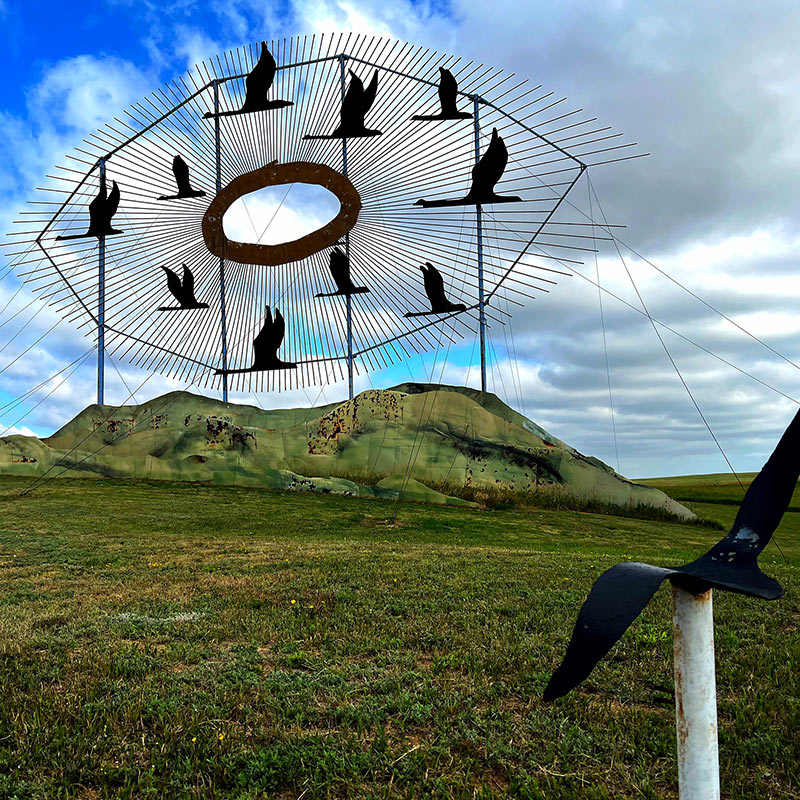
[338,54,354,401]
[213,80,229,404]
[97,158,106,406]
[472,96,486,393]
[672,585,720,800]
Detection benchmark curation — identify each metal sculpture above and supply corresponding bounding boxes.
[203,43,293,118]
[415,128,521,208]
[411,67,472,121]
[404,263,467,317]
[56,172,122,240]
[158,155,206,201]
[215,306,295,374]
[315,248,369,297]
[201,161,361,267]
[158,264,208,311]
[303,69,381,139]
[11,34,642,401]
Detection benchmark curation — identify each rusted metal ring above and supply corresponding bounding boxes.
[202,161,361,266]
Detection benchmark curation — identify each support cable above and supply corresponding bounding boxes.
[589,177,744,489]
[591,178,789,563]
[588,177,620,473]
[0,347,94,416]
[512,154,800,374]
[19,367,158,496]
[484,209,800,407]
[0,348,95,437]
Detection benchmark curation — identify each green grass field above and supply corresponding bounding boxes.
[0,475,798,799]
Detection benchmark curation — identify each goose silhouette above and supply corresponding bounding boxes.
[543,406,800,702]
[157,155,206,201]
[214,306,296,374]
[315,248,369,298]
[411,67,473,121]
[57,172,123,240]
[157,264,208,311]
[415,128,521,208]
[203,43,293,119]
[404,262,467,317]
[303,69,381,140]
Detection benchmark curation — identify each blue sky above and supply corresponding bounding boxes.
[2,0,800,478]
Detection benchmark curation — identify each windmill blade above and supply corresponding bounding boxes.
[543,562,674,701]
[726,407,800,551]
[679,406,800,598]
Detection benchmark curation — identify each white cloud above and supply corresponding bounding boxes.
[222,184,339,244]
[28,55,153,135]
[3,2,800,480]
[2,425,38,438]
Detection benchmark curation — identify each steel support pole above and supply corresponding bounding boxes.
[213,81,229,403]
[672,585,720,800]
[339,54,354,401]
[97,158,106,406]
[473,97,487,393]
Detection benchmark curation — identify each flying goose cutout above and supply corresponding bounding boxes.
[157,155,206,201]
[411,67,472,122]
[415,128,521,208]
[303,69,381,140]
[315,248,369,298]
[544,406,800,701]
[203,43,293,119]
[57,172,123,240]
[157,264,208,311]
[214,306,296,374]
[404,262,467,317]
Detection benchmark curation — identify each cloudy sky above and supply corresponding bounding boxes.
[1,0,799,478]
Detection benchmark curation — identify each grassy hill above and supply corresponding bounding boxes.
[0,384,694,520]
[0,475,797,798]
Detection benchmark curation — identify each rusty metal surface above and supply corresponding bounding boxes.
[202,161,361,266]
[673,586,720,800]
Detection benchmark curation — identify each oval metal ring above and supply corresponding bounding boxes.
[202,161,361,266]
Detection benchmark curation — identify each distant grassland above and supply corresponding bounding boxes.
[642,472,800,509]
[0,475,798,799]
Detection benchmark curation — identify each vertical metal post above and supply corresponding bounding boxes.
[672,585,720,800]
[473,96,487,393]
[339,54,354,401]
[214,80,229,403]
[97,158,106,406]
